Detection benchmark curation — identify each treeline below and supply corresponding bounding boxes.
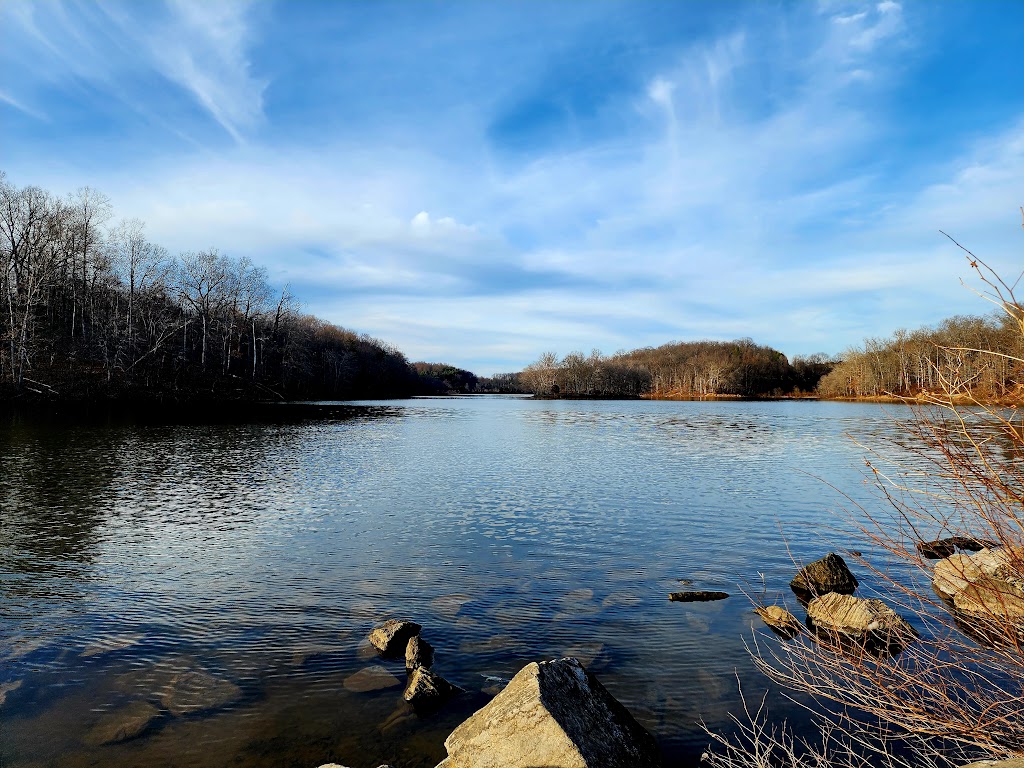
[411,363,527,395]
[818,314,1023,398]
[520,341,834,398]
[0,172,419,401]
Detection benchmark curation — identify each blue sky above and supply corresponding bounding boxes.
[2,0,1023,375]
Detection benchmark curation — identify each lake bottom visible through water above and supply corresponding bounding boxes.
[0,397,911,767]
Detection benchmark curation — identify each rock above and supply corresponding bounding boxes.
[406,635,434,670]
[962,761,1024,768]
[368,619,421,656]
[81,633,145,658]
[754,605,802,638]
[84,701,161,745]
[160,667,242,716]
[436,657,662,768]
[668,591,728,602]
[343,665,403,693]
[601,591,642,608]
[458,634,527,655]
[918,536,999,559]
[790,553,858,597]
[0,680,23,708]
[806,592,917,654]
[560,642,605,668]
[432,594,473,619]
[933,553,983,601]
[952,577,1024,622]
[917,539,956,559]
[403,667,463,709]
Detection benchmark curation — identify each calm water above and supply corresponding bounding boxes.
[0,397,916,768]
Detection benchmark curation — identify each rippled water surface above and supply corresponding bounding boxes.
[0,397,916,767]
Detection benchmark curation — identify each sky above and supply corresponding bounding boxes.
[1,0,1023,375]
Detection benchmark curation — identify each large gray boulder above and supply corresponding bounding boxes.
[368,620,421,656]
[435,657,661,768]
[806,592,917,654]
[790,553,858,597]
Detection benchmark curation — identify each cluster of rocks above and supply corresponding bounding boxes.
[930,543,1024,642]
[322,656,662,768]
[85,657,242,746]
[365,619,464,712]
[755,552,917,655]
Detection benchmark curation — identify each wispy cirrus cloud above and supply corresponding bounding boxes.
[0,0,264,144]
[2,1,1023,374]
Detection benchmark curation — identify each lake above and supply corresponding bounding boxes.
[0,396,915,767]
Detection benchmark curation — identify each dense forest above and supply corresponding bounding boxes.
[519,341,834,398]
[0,171,465,402]
[818,313,1023,399]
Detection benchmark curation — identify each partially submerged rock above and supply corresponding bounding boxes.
[806,592,917,654]
[343,665,403,693]
[918,536,999,559]
[669,591,728,602]
[403,667,462,710]
[368,620,421,656]
[931,546,1024,642]
[436,657,662,768]
[790,553,858,597]
[84,701,161,746]
[754,605,802,638]
[406,635,434,670]
[933,553,984,600]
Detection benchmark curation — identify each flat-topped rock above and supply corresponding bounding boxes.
[436,657,661,768]
[343,665,403,693]
[669,591,728,602]
[160,667,242,716]
[807,592,917,654]
[754,605,802,637]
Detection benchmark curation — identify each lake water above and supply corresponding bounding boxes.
[0,396,916,768]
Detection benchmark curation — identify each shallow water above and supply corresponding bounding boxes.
[0,397,917,767]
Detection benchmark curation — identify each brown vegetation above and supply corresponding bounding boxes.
[707,242,1024,765]
[0,171,417,401]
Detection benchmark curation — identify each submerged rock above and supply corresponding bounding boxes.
[81,633,145,658]
[343,665,403,693]
[754,605,802,638]
[0,680,23,708]
[790,553,858,597]
[406,635,434,670]
[368,620,421,656]
[84,701,161,745]
[436,657,662,768]
[160,667,242,716]
[404,667,463,709]
[806,592,917,654]
[668,591,728,602]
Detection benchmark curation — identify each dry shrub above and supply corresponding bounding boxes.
[708,232,1024,766]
